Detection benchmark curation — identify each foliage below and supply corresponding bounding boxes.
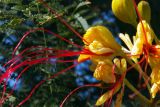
[0,0,116,107]
[1,0,160,107]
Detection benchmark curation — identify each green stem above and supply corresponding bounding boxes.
[124,53,151,100]
[123,54,151,91]
[124,55,148,80]
[124,79,151,104]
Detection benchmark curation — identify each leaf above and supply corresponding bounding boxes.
[76,1,91,10]
[0,0,22,4]
[8,18,23,26]
[74,13,89,31]
[8,96,16,102]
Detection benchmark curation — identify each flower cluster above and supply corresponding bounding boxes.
[78,0,160,106]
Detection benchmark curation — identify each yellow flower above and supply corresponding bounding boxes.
[78,26,127,107]
[120,20,155,57]
[78,26,121,62]
[131,20,154,56]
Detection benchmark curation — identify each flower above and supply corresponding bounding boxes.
[77,25,127,106]
[78,25,121,62]
[119,16,160,99]
[119,20,154,58]
[78,26,123,83]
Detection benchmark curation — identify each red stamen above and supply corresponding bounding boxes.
[60,83,100,107]
[131,0,150,47]
[37,0,89,44]
[1,66,30,103]
[12,28,82,57]
[16,58,89,107]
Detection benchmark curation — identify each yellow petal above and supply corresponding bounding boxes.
[89,40,114,54]
[150,65,160,84]
[119,33,133,51]
[113,58,121,68]
[113,58,127,73]
[131,38,143,56]
[83,26,121,52]
[137,20,154,45]
[96,90,113,106]
[94,61,116,83]
[78,54,90,62]
[96,82,122,106]
[150,83,159,98]
[121,58,127,72]
[148,45,160,68]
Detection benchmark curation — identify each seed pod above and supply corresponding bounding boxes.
[112,0,137,27]
[138,1,151,23]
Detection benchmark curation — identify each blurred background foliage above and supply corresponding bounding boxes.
[0,0,160,107]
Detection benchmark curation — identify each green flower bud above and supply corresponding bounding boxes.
[138,1,151,23]
[112,0,137,27]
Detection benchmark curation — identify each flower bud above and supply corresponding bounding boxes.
[138,1,151,23]
[112,0,137,27]
[113,58,127,73]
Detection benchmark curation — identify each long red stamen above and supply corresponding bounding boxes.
[12,28,82,57]
[1,58,81,103]
[1,50,83,84]
[0,66,30,103]
[16,58,88,107]
[60,84,100,107]
[37,0,89,44]
[131,0,149,47]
